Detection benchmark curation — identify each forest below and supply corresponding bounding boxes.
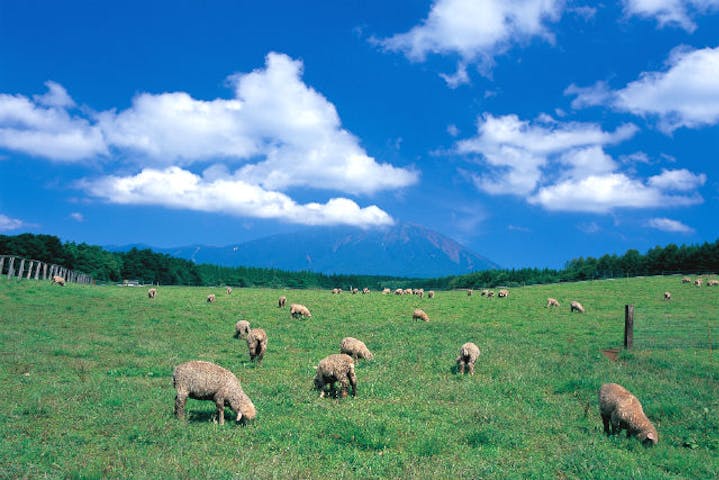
[1,233,718,289]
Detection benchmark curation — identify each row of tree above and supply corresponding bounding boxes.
[1,233,718,289]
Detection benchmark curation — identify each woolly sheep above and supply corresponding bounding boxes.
[663,291,671,301]
[352,288,359,294]
[427,290,435,299]
[681,276,692,283]
[226,286,233,295]
[51,275,65,286]
[404,288,413,295]
[362,288,370,294]
[246,328,268,365]
[546,297,560,308]
[570,300,585,313]
[233,320,251,339]
[497,289,509,298]
[331,288,340,294]
[394,288,404,295]
[599,383,658,446]
[290,303,312,319]
[417,289,424,299]
[708,279,719,286]
[207,294,216,303]
[340,337,374,361]
[694,279,703,287]
[413,308,430,322]
[148,288,157,299]
[278,295,287,308]
[314,353,357,398]
[480,289,489,297]
[486,290,495,298]
[467,289,473,296]
[455,342,480,375]
[173,360,256,425]
[382,288,391,295]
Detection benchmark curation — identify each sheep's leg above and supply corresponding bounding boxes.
[348,371,357,397]
[339,378,349,398]
[175,392,187,420]
[216,399,225,425]
[601,414,610,435]
[468,362,475,375]
[458,362,465,374]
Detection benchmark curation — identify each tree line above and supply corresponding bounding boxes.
[1,233,717,289]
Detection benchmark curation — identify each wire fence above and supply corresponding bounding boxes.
[0,255,93,285]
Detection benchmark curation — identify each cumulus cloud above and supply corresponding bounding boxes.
[82,167,394,228]
[646,217,694,233]
[566,46,719,132]
[623,0,719,32]
[454,113,705,213]
[377,0,564,85]
[0,214,24,231]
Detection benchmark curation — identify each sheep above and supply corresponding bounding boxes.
[413,308,430,322]
[313,354,357,398]
[404,288,413,295]
[233,320,251,339]
[340,337,374,361]
[708,279,719,286]
[246,328,268,365]
[148,288,157,299]
[290,303,311,319]
[362,288,370,294]
[681,276,692,284]
[486,290,495,298]
[207,294,216,303]
[570,301,585,313]
[427,290,435,299]
[455,342,480,375]
[382,288,391,295]
[173,360,256,425]
[467,289,473,296]
[331,288,340,294]
[497,289,509,298]
[694,279,703,287]
[226,286,233,295]
[51,275,65,286]
[546,297,560,308]
[394,288,404,295]
[278,295,287,308]
[599,383,658,446]
[663,291,671,301]
[417,289,424,299]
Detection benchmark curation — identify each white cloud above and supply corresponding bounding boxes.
[646,217,694,233]
[82,167,395,228]
[0,214,24,231]
[567,46,719,132]
[623,0,719,32]
[378,0,564,85]
[70,212,84,222]
[648,168,706,190]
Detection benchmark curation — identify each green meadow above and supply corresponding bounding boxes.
[0,276,717,479]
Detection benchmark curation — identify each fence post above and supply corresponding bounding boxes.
[17,258,25,279]
[7,257,15,279]
[0,256,4,275]
[624,304,634,349]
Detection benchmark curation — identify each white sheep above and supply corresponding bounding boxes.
[246,328,268,365]
[340,337,374,361]
[546,297,560,308]
[663,291,671,301]
[226,286,233,295]
[207,294,216,303]
[51,275,65,286]
[278,295,287,308]
[427,290,435,299]
[314,354,357,398]
[599,383,658,446]
[455,342,480,375]
[413,308,430,322]
[382,288,391,295]
[570,301,585,313]
[497,289,509,298]
[234,320,251,339]
[290,303,312,319]
[148,288,157,299]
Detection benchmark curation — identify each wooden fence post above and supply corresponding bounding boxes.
[624,304,634,349]
[7,257,15,279]
[0,256,5,275]
[17,258,25,279]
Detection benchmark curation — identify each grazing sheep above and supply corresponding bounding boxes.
[546,297,560,308]
[340,337,373,361]
[467,289,473,297]
[51,275,65,286]
[331,288,340,294]
[246,328,268,365]
[694,279,703,287]
[278,295,287,308]
[395,288,404,296]
[417,289,424,299]
[480,289,489,297]
[498,289,509,298]
[664,291,671,301]
[428,290,435,299]
[570,301,585,313]
[290,303,312,319]
[382,288,391,295]
[413,308,430,322]
[226,287,233,295]
[173,360,256,425]
[362,288,370,294]
[599,383,658,446]
[233,320,251,339]
[314,354,357,398]
[207,294,216,303]
[486,290,495,298]
[148,288,157,299]
[708,279,719,286]
[681,276,692,284]
[455,342,480,375]
[404,288,413,295]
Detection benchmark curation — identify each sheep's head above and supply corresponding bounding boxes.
[638,427,658,446]
[364,350,374,361]
[229,392,256,424]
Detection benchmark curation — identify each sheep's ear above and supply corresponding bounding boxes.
[646,432,656,442]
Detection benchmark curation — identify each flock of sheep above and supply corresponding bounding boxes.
[154,282,675,447]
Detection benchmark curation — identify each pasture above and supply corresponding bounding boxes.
[0,276,717,479]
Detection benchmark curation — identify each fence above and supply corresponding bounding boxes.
[0,255,93,285]
[624,304,717,351]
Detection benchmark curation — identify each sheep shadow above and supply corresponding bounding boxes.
[184,409,244,424]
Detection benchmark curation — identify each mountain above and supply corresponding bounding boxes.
[109,224,499,278]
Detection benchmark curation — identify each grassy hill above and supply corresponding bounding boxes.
[0,276,717,479]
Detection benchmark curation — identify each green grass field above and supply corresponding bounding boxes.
[0,276,717,479]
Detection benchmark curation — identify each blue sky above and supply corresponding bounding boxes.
[1,0,718,269]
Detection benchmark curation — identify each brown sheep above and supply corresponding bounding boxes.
[455,342,480,375]
[707,279,719,286]
[394,288,404,295]
[497,289,509,298]
[427,290,435,299]
[570,300,585,313]
[246,328,268,365]
[173,360,256,425]
[362,288,370,294]
[694,279,703,287]
[546,297,560,308]
[148,287,157,299]
[413,308,430,322]
[278,295,287,308]
[314,354,357,398]
[340,337,374,361]
[681,276,692,283]
[226,286,233,295]
[290,303,311,319]
[51,275,65,286]
[233,320,251,339]
[599,383,658,446]
[207,294,216,303]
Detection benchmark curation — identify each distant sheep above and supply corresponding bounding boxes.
[362,288,370,294]
[51,275,65,286]
[314,354,357,398]
[290,303,311,319]
[413,308,430,322]
[708,279,719,286]
[467,289,473,297]
[663,291,671,301]
[173,360,256,425]
[455,342,480,375]
[681,276,692,283]
[246,328,268,365]
[395,288,404,296]
[599,383,658,446]
[278,295,287,308]
[207,294,216,303]
[340,337,373,361]
[416,289,424,298]
[148,288,157,299]
[694,279,703,287]
[570,301,585,313]
[382,288,391,295]
[546,297,560,308]
[427,290,435,299]
[226,287,232,295]
[233,320,251,339]
[497,289,509,298]
[404,288,413,295]
[486,290,495,298]
[351,288,359,294]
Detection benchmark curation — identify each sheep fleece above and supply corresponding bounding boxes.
[599,383,658,445]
